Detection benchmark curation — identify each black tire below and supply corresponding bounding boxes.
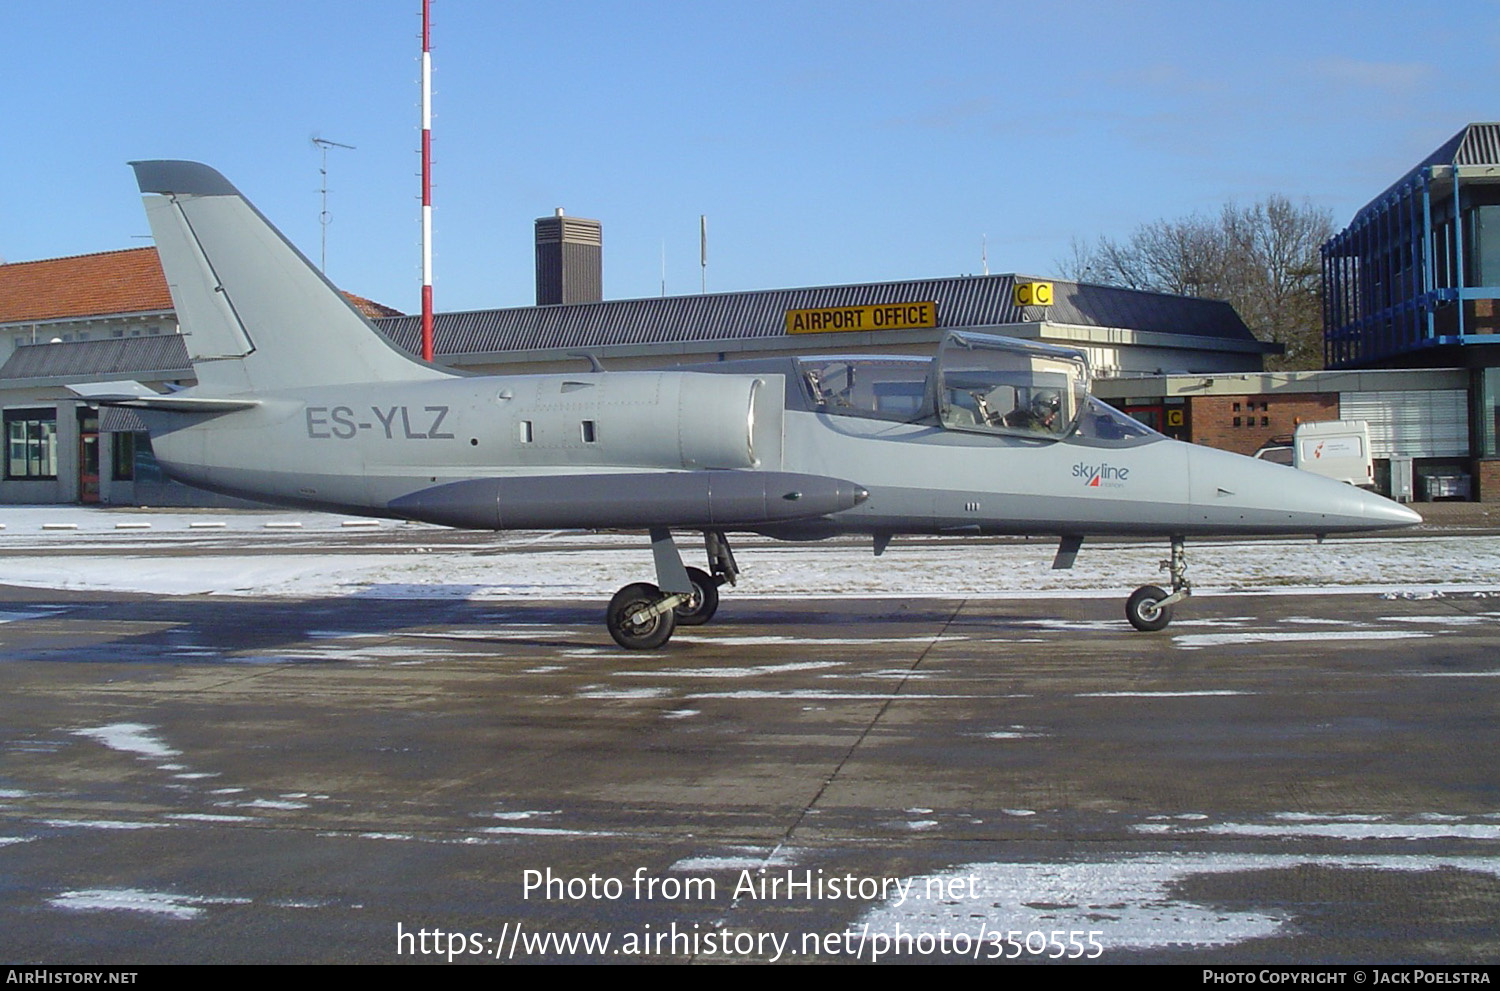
[607,582,676,650]
[1125,584,1173,632]
[673,567,721,626]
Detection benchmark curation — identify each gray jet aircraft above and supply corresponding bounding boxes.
[72,161,1422,649]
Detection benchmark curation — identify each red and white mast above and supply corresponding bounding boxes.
[419,0,435,362]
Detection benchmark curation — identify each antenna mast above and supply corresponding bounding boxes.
[420,0,435,361]
[312,137,355,273]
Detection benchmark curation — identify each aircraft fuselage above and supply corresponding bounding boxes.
[142,362,1417,540]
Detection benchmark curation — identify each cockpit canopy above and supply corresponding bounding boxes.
[795,331,1157,445]
[932,332,1088,438]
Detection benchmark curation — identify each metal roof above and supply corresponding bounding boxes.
[0,335,191,383]
[0,273,1256,385]
[1356,122,1500,221]
[375,273,1254,358]
[1438,122,1500,167]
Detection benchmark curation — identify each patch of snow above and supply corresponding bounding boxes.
[72,723,179,761]
[859,853,1500,953]
[49,888,249,920]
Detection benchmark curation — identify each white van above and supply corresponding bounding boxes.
[1254,420,1374,488]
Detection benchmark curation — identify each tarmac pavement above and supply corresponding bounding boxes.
[2,575,1499,963]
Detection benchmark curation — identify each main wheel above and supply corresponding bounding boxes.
[673,567,721,626]
[1125,584,1173,632]
[607,582,677,650]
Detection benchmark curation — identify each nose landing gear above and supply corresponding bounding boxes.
[1126,535,1191,632]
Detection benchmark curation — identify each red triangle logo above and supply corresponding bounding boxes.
[1088,474,1101,487]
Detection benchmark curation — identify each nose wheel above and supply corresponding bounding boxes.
[1126,536,1191,632]
[1126,584,1173,631]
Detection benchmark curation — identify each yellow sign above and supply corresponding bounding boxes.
[786,301,938,335]
[1167,409,1184,428]
[1014,281,1054,307]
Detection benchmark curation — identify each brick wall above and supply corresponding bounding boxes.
[1188,394,1340,456]
[1474,458,1500,503]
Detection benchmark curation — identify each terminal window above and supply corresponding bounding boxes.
[5,409,58,480]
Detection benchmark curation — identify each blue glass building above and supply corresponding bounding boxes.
[1323,123,1500,467]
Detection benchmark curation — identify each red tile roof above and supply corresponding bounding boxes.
[0,248,171,324]
[344,293,404,319]
[0,246,402,323]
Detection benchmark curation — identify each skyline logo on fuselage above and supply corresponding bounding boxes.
[1073,461,1130,489]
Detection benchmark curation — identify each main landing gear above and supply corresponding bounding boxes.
[605,529,739,650]
[1126,535,1191,632]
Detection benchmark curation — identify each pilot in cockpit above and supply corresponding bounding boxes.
[1003,389,1062,434]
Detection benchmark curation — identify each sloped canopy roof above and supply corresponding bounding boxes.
[379,273,1258,358]
[0,334,191,381]
[2,270,1263,385]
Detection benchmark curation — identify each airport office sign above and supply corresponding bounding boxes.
[786,301,938,335]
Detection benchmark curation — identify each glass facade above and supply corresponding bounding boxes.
[1478,368,1500,458]
[1469,205,1500,288]
[5,409,58,480]
[1323,125,1500,368]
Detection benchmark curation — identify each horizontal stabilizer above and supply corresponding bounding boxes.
[389,471,869,531]
[67,381,259,413]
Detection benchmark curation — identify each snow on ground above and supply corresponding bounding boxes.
[857,852,1500,952]
[1,506,1496,600]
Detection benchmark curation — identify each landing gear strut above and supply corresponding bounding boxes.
[604,529,739,649]
[674,530,739,626]
[1126,535,1191,632]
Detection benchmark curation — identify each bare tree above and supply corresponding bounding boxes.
[1059,197,1334,369]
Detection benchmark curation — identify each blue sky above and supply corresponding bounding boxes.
[2,1,1496,314]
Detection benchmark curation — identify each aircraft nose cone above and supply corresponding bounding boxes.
[1186,444,1425,533]
[1357,490,1422,527]
[1265,463,1425,532]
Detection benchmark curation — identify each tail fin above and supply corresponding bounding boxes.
[130,161,447,394]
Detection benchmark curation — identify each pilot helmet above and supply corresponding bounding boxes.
[1031,389,1061,416]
